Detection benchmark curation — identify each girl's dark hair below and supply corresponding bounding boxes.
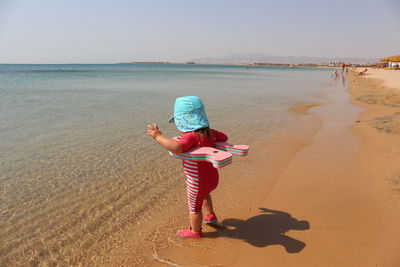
[194,127,212,141]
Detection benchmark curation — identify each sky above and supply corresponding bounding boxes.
[0,0,399,63]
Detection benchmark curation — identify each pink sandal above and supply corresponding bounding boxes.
[203,212,218,224]
[177,228,202,238]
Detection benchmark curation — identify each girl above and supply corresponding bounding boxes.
[146,96,228,238]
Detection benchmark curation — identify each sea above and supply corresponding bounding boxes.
[0,64,339,265]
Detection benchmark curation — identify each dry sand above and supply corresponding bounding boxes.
[100,70,400,266]
[348,70,400,266]
[356,68,400,90]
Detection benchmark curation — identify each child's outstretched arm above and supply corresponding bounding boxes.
[146,124,182,154]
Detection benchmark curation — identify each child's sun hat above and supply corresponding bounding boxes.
[168,96,209,132]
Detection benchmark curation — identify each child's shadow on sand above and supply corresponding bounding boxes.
[204,208,310,253]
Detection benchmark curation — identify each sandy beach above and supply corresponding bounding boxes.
[348,69,400,266]
[2,1,399,266]
[100,69,400,266]
[357,68,400,90]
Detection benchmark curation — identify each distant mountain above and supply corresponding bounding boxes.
[191,53,378,64]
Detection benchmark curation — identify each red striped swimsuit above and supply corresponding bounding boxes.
[178,129,228,213]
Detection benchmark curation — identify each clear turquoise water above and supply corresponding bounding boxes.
[0,64,333,265]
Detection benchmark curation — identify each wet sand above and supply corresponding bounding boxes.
[91,101,325,266]
[288,103,321,114]
[115,70,400,267]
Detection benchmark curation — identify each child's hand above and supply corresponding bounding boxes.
[147,124,162,139]
[146,124,182,153]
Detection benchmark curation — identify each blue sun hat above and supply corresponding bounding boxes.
[168,96,210,132]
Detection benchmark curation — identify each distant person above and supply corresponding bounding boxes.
[345,68,348,73]
[333,70,339,78]
[147,96,229,238]
[358,68,368,75]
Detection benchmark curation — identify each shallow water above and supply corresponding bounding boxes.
[0,64,334,265]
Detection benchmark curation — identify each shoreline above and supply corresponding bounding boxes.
[117,62,340,69]
[116,70,400,266]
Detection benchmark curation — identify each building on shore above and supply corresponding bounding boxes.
[381,55,400,69]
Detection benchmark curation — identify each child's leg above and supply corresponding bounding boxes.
[202,194,218,224]
[202,194,214,216]
[190,212,202,232]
